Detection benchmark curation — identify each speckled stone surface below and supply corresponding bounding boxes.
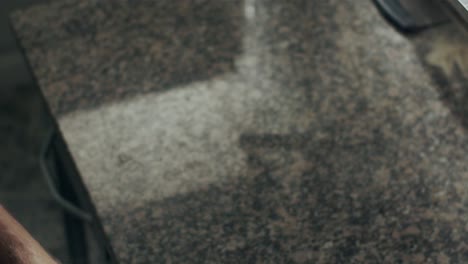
[11,0,468,262]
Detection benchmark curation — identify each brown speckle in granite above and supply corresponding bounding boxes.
[12,0,242,116]
[11,0,468,263]
[438,253,451,264]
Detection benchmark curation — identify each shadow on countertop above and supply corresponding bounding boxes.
[12,0,244,116]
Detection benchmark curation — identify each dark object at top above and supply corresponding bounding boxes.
[374,0,448,32]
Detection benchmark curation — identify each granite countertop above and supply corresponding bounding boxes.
[11,0,468,262]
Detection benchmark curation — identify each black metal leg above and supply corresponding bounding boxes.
[50,144,90,264]
[63,204,89,264]
[47,134,117,264]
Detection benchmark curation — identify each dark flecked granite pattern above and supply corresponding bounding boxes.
[12,0,242,115]
[11,0,468,263]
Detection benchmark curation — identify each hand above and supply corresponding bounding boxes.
[0,205,59,264]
